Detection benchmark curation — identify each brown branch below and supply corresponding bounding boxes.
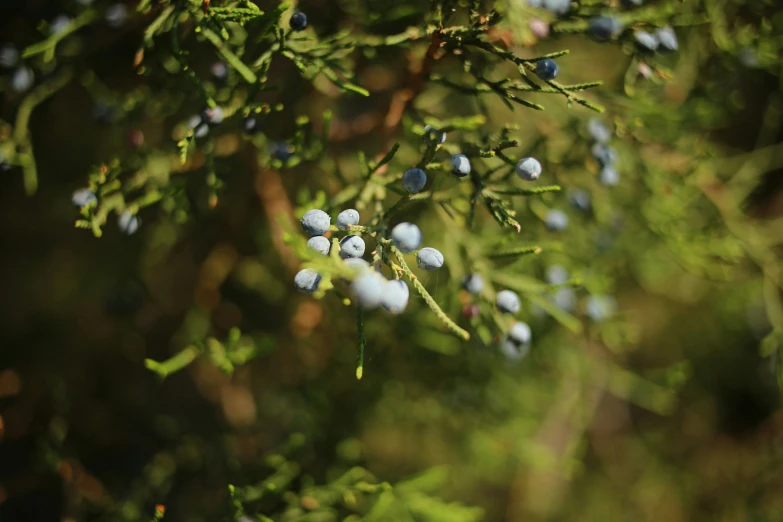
[246,144,299,274]
[330,30,446,147]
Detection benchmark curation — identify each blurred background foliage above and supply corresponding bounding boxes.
[1,0,783,521]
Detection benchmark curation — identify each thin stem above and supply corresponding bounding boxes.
[488,185,562,196]
[13,67,74,195]
[356,307,366,380]
[488,245,542,258]
[145,346,201,379]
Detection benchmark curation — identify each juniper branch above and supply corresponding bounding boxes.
[200,26,258,84]
[383,242,470,341]
[487,185,562,196]
[488,245,543,258]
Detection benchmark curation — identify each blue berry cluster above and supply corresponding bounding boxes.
[0,43,34,93]
[586,13,679,59]
[72,187,141,235]
[527,0,571,16]
[295,207,450,316]
[588,16,624,42]
[587,118,621,187]
[633,26,679,54]
[460,272,539,360]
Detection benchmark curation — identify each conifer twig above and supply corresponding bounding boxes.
[383,242,470,341]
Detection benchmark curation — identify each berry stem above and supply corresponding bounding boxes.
[356,307,366,380]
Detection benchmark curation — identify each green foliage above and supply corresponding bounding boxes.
[1,0,783,521]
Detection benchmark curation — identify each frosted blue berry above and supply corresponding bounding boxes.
[599,165,620,186]
[201,106,224,125]
[634,31,659,53]
[0,45,19,69]
[391,222,422,253]
[382,279,410,314]
[402,168,427,194]
[105,3,128,28]
[545,209,569,231]
[450,154,471,178]
[585,294,617,322]
[546,265,569,285]
[351,271,386,309]
[336,209,360,230]
[270,141,294,161]
[294,268,321,294]
[118,210,140,235]
[500,321,532,360]
[589,16,623,42]
[553,287,576,312]
[499,338,530,360]
[339,235,366,259]
[211,62,228,80]
[300,209,330,236]
[243,116,262,134]
[423,124,447,144]
[194,123,209,138]
[307,236,331,256]
[50,15,71,35]
[587,118,612,143]
[462,273,484,294]
[542,0,571,15]
[509,322,532,346]
[655,26,678,53]
[535,58,559,80]
[72,188,97,207]
[290,11,308,32]
[569,189,591,211]
[343,258,370,274]
[516,157,542,181]
[496,290,521,314]
[417,247,444,271]
[621,0,643,6]
[11,67,34,92]
[591,143,618,166]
